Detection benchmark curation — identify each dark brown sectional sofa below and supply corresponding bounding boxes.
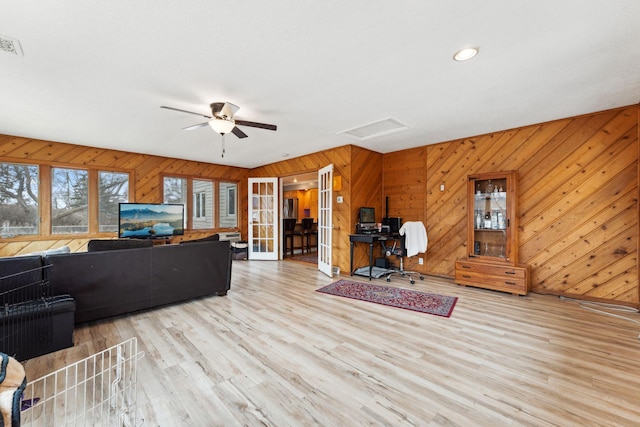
[44,239,232,324]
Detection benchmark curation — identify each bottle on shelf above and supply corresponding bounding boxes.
[485,180,493,193]
[491,210,498,229]
[497,211,504,229]
[484,212,492,229]
[476,210,482,229]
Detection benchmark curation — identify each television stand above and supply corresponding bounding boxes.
[150,237,172,245]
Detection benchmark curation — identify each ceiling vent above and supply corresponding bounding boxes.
[338,117,412,140]
[0,35,23,56]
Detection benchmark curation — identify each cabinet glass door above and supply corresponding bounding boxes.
[471,177,508,260]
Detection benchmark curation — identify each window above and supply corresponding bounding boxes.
[163,176,188,227]
[0,162,39,236]
[219,182,237,228]
[98,171,129,232]
[195,192,206,218]
[192,179,213,229]
[164,177,237,230]
[51,167,89,234]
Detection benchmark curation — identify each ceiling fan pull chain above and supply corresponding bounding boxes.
[221,134,226,158]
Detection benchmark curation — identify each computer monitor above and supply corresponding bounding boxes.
[359,207,375,226]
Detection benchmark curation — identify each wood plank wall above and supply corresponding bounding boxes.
[249,145,383,273]
[383,106,639,306]
[0,135,249,256]
[2,105,638,306]
[249,145,352,271]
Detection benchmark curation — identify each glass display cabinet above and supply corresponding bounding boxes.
[469,172,514,263]
[455,171,529,295]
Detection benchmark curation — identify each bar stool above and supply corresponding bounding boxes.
[300,218,316,253]
[283,218,296,257]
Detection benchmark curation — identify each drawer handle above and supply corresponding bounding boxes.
[462,265,471,269]
[462,275,471,279]
[505,271,516,275]
[505,281,516,285]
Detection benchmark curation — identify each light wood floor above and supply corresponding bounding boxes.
[24,260,640,426]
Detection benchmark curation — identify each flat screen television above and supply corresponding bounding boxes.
[118,203,185,239]
[359,207,376,225]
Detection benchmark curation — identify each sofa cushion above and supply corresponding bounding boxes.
[18,246,70,257]
[44,250,153,323]
[179,234,220,244]
[0,255,44,304]
[88,239,153,252]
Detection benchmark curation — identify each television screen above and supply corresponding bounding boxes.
[118,203,185,239]
[359,207,375,225]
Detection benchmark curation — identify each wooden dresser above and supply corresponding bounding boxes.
[455,259,529,296]
[454,171,529,296]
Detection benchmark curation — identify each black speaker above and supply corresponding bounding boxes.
[382,217,402,233]
[376,258,389,268]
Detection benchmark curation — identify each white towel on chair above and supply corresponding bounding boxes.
[399,221,428,257]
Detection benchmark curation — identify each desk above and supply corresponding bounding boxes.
[349,233,401,280]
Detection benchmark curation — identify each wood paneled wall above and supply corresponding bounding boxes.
[349,146,384,270]
[250,145,383,273]
[0,135,249,256]
[2,105,638,306]
[383,106,639,306]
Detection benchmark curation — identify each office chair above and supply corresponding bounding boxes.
[383,221,427,284]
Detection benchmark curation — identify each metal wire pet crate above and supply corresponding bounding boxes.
[21,337,144,426]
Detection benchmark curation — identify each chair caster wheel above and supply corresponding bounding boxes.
[420,276,424,280]
[410,280,415,284]
[386,278,391,282]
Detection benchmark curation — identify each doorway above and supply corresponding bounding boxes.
[281,172,318,263]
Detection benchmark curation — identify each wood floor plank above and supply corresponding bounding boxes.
[23,259,640,426]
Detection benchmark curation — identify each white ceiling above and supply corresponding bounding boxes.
[1,1,639,169]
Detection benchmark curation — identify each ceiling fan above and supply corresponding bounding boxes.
[161,102,277,138]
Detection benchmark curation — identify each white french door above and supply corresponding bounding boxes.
[248,177,278,260]
[317,164,333,277]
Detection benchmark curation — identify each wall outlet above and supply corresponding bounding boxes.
[336,196,343,203]
[418,257,424,265]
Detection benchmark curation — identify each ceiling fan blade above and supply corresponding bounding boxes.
[235,119,277,131]
[183,122,209,131]
[161,105,211,119]
[231,126,248,139]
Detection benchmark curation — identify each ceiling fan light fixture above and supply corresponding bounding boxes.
[453,46,479,61]
[208,118,236,135]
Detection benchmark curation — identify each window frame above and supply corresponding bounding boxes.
[0,159,131,239]
[50,166,90,235]
[0,161,41,237]
[0,158,241,240]
[162,174,239,231]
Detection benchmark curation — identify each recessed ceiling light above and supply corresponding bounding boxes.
[453,46,479,62]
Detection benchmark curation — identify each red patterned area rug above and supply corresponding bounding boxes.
[291,254,317,264]
[317,279,457,318]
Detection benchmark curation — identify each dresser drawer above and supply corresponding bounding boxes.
[455,260,529,295]
[456,261,527,279]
